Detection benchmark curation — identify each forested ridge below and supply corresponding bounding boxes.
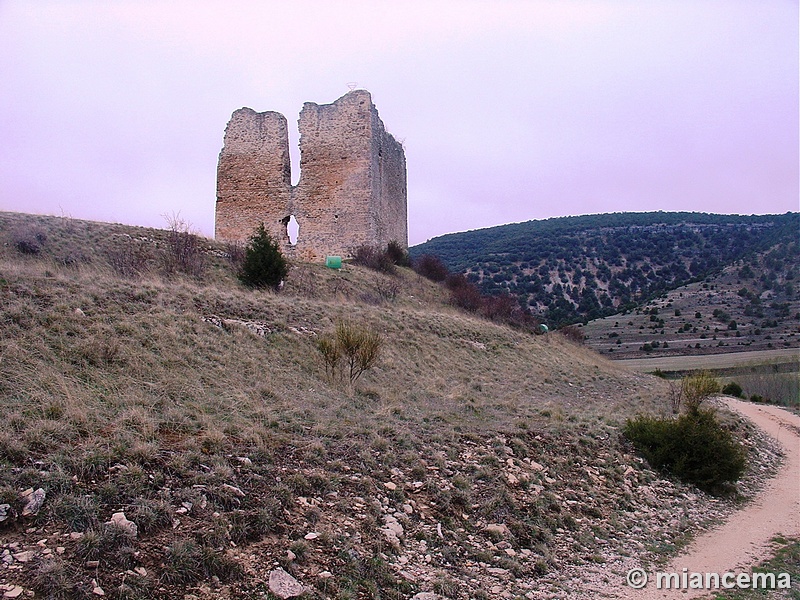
[410,212,799,326]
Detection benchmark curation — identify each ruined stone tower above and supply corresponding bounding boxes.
[215,91,407,261]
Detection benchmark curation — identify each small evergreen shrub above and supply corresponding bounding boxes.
[624,409,746,494]
[238,224,288,289]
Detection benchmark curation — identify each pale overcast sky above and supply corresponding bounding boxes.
[0,1,797,245]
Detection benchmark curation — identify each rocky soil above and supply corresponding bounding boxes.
[0,400,782,600]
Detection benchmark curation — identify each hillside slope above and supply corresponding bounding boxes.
[581,244,800,359]
[0,212,781,599]
[410,212,798,327]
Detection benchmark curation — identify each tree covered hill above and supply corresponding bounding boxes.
[410,212,799,326]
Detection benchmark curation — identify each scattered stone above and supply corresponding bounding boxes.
[381,514,404,548]
[268,567,304,599]
[383,482,397,491]
[202,315,271,337]
[107,512,137,537]
[91,579,105,595]
[0,504,11,523]
[20,488,46,517]
[222,484,246,497]
[134,567,147,577]
[303,532,319,540]
[411,594,443,600]
[86,560,100,569]
[3,586,24,599]
[12,551,34,563]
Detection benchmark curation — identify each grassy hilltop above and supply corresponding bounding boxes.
[0,212,777,599]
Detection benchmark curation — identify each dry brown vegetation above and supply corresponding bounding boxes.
[0,212,776,599]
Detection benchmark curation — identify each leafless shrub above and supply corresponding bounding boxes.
[668,380,682,414]
[11,226,47,255]
[413,254,449,282]
[374,276,400,302]
[738,372,799,407]
[557,325,585,345]
[162,214,206,278]
[351,244,396,275]
[107,238,151,278]
[480,294,518,323]
[223,241,246,271]
[447,274,484,312]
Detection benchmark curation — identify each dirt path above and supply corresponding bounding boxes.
[614,398,800,599]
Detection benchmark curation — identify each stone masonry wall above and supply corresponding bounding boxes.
[215,91,407,262]
[215,109,292,246]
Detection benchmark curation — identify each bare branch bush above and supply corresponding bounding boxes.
[668,380,683,414]
[107,237,152,278]
[162,213,206,278]
[374,276,400,303]
[316,335,341,380]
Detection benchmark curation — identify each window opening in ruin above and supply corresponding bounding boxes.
[286,215,299,245]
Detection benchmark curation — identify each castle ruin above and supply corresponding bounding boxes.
[215,90,407,261]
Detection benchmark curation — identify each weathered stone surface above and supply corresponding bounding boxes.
[381,513,404,548]
[216,90,407,261]
[2,585,24,598]
[12,551,34,563]
[216,109,292,248]
[20,488,45,517]
[268,567,304,599]
[107,512,137,537]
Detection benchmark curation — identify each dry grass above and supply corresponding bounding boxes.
[0,211,763,599]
